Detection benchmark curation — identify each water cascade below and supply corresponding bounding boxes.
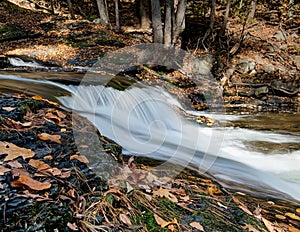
[0,73,299,202]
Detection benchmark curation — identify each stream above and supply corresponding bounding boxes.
[0,67,299,203]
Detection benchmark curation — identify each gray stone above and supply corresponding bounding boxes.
[263,64,275,73]
[238,59,256,73]
[254,55,264,65]
[255,86,269,98]
[293,55,300,70]
[273,30,286,41]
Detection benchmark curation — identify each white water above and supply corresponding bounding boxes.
[1,74,300,201]
[7,57,44,68]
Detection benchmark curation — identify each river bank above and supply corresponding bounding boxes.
[0,1,299,113]
[0,93,300,231]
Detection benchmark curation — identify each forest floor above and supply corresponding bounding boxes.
[0,1,300,231]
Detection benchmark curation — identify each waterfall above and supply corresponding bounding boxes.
[0,73,300,202]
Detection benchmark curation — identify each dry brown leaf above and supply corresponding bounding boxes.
[29,159,51,171]
[275,214,286,220]
[0,165,10,175]
[45,168,61,176]
[119,213,132,227]
[67,222,78,231]
[154,214,167,226]
[11,175,51,191]
[2,106,16,112]
[296,208,300,214]
[11,168,30,178]
[38,133,61,144]
[55,110,66,119]
[289,226,300,232]
[285,212,300,220]
[232,196,253,216]
[0,141,35,161]
[70,155,89,164]
[153,188,178,203]
[32,95,43,100]
[262,217,275,232]
[0,183,3,189]
[17,190,51,201]
[45,112,61,123]
[190,221,205,231]
[242,224,260,232]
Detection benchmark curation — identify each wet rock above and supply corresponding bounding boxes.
[0,55,9,68]
[263,63,275,73]
[238,59,256,73]
[273,30,286,41]
[255,86,269,98]
[293,55,300,70]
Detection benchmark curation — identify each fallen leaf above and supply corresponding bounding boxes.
[32,95,43,100]
[0,141,35,161]
[296,208,300,214]
[2,106,16,112]
[20,121,33,127]
[45,168,61,176]
[207,184,222,195]
[232,196,253,216]
[70,155,89,164]
[289,226,300,232]
[55,110,66,119]
[11,168,30,178]
[0,183,3,189]
[67,222,78,231]
[154,214,167,226]
[29,159,51,171]
[11,175,51,191]
[17,190,51,201]
[275,214,286,220]
[119,213,132,227]
[45,112,61,123]
[285,212,300,220]
[0,165,10,175]
[38,133,61,144]
[242,224,260,232]
[262,217,275,232]
[153,188,178,203]
[190,222,204,231]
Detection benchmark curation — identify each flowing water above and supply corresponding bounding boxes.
[0,71,299,202]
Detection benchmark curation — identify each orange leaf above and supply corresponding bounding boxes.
[11,175,51,191]
[154,214,167,226]
[70,155,89,164]
[0,165,11,175]
[119,213,132,227]
[29,159,51,171]
[32,95,43,100]
[153,188,178,203]
[285,212,300,220]
[0,141,35,161]
[38,133,61,144]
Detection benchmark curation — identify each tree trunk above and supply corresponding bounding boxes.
[115,0,120,32]
[150,0,163,43]
[248,0,257,20]
[164,0,173,46]
[221,0,231,36]
[67,0,75,19]
[96,0,109,24]
[172,0,186,45]
[209,0,216,31]
[139,0,151,28]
